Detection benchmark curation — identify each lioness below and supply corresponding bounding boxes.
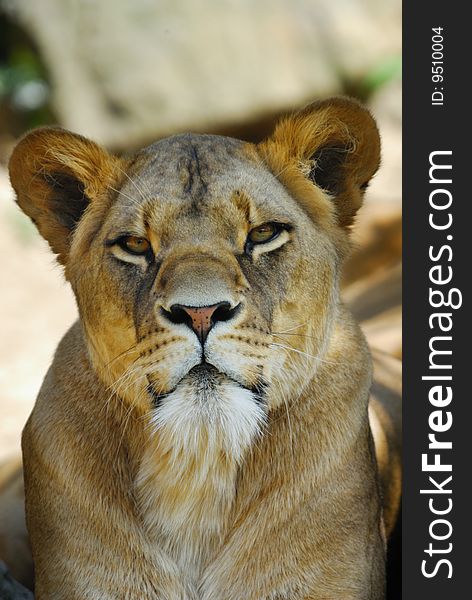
[8,97,400,599]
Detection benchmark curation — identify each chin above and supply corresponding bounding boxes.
[149,364,267,462]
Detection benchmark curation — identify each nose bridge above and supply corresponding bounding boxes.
[157,248,247,309]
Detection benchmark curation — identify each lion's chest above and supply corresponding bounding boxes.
[136,441,238,578]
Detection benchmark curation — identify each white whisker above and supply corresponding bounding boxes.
[116,165,150,203]
[274,322,308,334]
[270,341,339,365]
[107,184,142,209]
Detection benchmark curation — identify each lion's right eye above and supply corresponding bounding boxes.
[117,236,151,256]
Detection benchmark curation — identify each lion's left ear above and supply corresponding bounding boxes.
[258,97,380,228]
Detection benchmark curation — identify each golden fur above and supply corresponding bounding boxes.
[3,97,401,599]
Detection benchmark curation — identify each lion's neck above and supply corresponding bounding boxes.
[136,427,240,579]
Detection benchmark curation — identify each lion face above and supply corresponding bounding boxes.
[9,98,380,460]
[69,134,341,457]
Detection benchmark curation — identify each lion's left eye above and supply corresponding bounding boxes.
[248,223,281,244]
[117,236,151,256]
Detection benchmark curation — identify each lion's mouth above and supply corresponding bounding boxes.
[147,362,266,409]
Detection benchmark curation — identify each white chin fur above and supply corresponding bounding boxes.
[150,379,266,463]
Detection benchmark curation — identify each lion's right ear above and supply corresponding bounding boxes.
[8,127,124,265]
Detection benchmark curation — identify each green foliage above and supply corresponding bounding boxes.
[0,10,54,133]
[342,55,402,102]
[0,46,44,95]
[361,55,402,95]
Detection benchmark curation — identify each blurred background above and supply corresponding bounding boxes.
[0,0,401,463]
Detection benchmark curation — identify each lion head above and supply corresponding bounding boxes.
[9,97,380,467]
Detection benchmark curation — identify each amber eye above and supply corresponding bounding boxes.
[248,223,280,244]
[118,236,151,256]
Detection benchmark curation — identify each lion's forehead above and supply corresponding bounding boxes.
[119,133,294,216]
[137,133,252,190]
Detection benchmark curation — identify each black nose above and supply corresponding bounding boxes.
[163,302,240,343]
